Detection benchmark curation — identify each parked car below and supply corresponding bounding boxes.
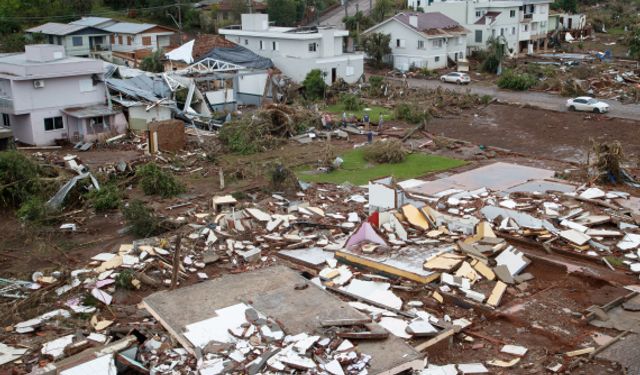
[566,97,610,113]
[440,72,471,85]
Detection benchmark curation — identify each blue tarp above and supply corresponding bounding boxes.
[197,45,274,70]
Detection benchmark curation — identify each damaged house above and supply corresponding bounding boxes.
[363,12,469,71]
[220,14,364,85]
[0,44,125,146]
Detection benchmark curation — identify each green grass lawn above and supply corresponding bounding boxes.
[296,148,466,185]
[325,104,394,121]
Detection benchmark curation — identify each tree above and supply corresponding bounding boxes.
[343,11,374,35]
[229,0,248,21]
[551,0,578,13]
[139,49,165,73]
[362,32,391,68]
[302,69,327,100]
[480,37,507,74]
[267,0,300,26]
[371,0,393,23]
[628,29,640,60]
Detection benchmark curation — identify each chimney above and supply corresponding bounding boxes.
[409,15,418,28]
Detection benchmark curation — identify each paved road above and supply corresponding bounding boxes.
[318,0,376,27]
[393,77,640,122]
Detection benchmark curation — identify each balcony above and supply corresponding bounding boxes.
[0,97,14,114]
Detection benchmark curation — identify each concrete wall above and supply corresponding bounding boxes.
[230,35,345,60]
[111,32,174,52]
[11,76,106,114]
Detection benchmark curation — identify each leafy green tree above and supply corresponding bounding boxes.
[481,37,507,74]
[302,69,327,100]
[551,0,578,13]
[371,0,393,22]
[628,29,640,60]
[267,0,300,26]
[139,49,165,73]
[343,11,374,35]
[229,0,248,21]
[362,32,391,68]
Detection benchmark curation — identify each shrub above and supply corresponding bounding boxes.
[340,93,362,111]
[368,76,385,97]
[123,200,161,237]
[0,151,42,207]
[302,69,327,100]
[497,70,537,91]
[394,103,430,124]
[137,163,185,198]
[17,197,54,224]
[87,184,122,211]
[362,139,407,164]
[115,270,135,290]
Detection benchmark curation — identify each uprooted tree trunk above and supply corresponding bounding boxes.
[591,140,625,184]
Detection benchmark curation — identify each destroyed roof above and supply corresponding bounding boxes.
[62,105,120,119]
[26,22,107,35]
[192,34,237,60]
[395,12,463,32]
[364,12,468,38]
[196,45,274,70]
[107,74,172,103]
[474,11,501,25]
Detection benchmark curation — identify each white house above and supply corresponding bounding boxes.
[363,12,468,71]
[413,0,552,54]
[219,14,364,84]
[25,23,112,58]
[0,45,124,146]
[103,22,176,53]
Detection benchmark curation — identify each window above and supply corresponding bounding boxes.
[244,39,249,45]
[512,27,516,35]
[44,116,63,131]
[110,35,115,44]
[523,24,528,32]
[118,35,123,45]
[432,39,443,48]
[492,29,496,37]
[90,116,107,132]
[396,39,405,48]
[94,36,104,44]
[475,30,482,43]
[500,28,505,36]
[272,41,278,51]
[435,56,440,62]
[1,113,9,127]
[510,10,516,18]
[475,10,481,18]
[72,36,83,46]
[127,36,133,45]
[260,40,264,50]
[142,36,152,46]
[308,42,317,52]
[417,40,425,49]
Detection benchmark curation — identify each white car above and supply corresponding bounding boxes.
[566,97,610,113]
[440,72,471,85]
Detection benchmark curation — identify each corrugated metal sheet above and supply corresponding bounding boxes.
[26,22,88,36]
[70,17,114,27]
[104,23,158,34]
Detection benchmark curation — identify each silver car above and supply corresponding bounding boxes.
[440,72,471,85]
[566,97,610,113]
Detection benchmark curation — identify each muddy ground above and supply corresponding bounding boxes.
[427,103,640,164]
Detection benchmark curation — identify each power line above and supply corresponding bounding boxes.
[0,4,182,21]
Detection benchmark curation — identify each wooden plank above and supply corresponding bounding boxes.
[487,281,507,308]
[413,327,458,352]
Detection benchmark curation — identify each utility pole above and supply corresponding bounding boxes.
[344,0,349,18]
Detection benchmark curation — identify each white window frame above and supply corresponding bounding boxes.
[308,42,317,52]
[1,113,9,127]
[417,40,425,49]
[72,36,83,47]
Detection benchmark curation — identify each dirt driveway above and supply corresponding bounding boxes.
[428,104,640,163]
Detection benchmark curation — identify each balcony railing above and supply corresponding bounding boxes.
[0,97,14,113]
